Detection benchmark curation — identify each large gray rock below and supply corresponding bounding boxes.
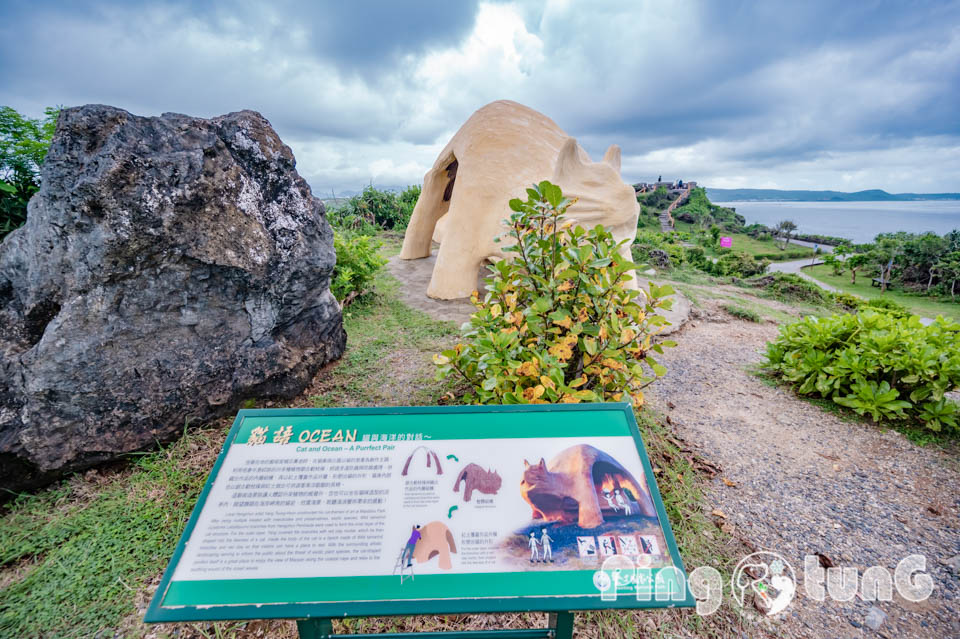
[0,105,346,491]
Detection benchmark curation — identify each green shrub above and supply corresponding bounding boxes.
[331,231,387,303]
[698,251,768,277]
[723,304,762,322]
[863,297,910,318]
[435,181,675,406]
[685,245,708,269]
[632,230,686,268]
[765,312,960,432]
[752,250,813,261]
[329,185,421,232]
[747,273,827,304]
[831,292,862,311]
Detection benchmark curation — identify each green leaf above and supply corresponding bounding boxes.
[531,296,552,313]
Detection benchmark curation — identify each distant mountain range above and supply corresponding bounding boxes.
[706,188,960,202]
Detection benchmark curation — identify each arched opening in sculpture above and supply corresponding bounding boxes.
[592,460,645,515]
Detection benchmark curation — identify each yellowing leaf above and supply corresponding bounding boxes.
[433,353,450,365]
[553,315,572,329]
[557,280,574,292]
[517,361,538,377]
[569,375,588,388]
[490,303,502,318]
[601,358,625,371]
[540,375,556,390]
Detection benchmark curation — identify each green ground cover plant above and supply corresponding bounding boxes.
[722,303,762,322]
[437,181,675,406]
[765,311,960,433]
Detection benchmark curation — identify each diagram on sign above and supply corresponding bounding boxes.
[452,463,501,502]
[401,446,444,476]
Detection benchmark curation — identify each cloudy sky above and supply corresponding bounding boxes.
[2,0,959,194]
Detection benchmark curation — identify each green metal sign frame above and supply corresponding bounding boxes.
[145,402,695,637]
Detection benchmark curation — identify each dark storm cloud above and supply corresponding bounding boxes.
[0,0,958,191]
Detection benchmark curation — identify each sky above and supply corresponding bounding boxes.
[2,0,959,194]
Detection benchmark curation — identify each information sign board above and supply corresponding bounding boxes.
[145,403,694,624]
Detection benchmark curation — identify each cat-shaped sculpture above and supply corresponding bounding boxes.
[453,463,502,502]
[520,444,656,529]
[399,100,639,299]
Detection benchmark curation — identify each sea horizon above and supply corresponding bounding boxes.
[726,200,960,244]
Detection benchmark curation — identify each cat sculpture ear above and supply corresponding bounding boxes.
[523,459,530,469]
[554,137,586,182]
[538,458,547,468]
[602,144,621,173]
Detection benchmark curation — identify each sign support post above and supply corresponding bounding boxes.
[296,612,574,638]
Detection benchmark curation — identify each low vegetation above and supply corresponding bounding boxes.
[436,181,675,405]
[743,273,828,305]
[327,184,421,233]
[671,187,745,231]
[722,303,762,322]
[330,232,387,304]
[765,311,960,434]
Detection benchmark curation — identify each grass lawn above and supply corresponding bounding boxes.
[0,251,748,638]
[703,233,814,261]
[805,263,960,322]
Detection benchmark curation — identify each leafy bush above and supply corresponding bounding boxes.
[632,230,686,268]
[831,292,862,312]
[331,231,387,304]
[698,251,768,277]
[862,297,910,318]
[716,252,769,277]
[723,304,762,322]
[746,273,827,304]
[435,181,675,405]
[329,185,421,232]
[752,250,814,261]
[765,312,960,432]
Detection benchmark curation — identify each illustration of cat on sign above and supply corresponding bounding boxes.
[519,444,655,529]
[453,463,501,502]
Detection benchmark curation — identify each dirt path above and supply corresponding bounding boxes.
[645,311,960,638]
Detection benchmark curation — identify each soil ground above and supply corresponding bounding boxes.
[645,285,960,638]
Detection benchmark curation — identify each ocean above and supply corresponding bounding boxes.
[723,200,960,244]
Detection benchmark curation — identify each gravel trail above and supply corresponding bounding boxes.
[647,314,960,638]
